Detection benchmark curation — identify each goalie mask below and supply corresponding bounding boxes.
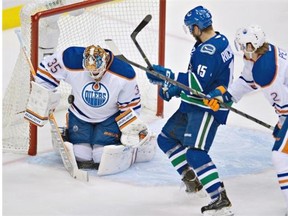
[83,45,109,81]
[234,25,266,56]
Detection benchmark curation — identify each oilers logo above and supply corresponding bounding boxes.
[82,82,109,107]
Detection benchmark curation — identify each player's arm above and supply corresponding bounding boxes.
[204,61,258,111]
[38,0,85,60]
[228,61,258,102]
[25,52,66,126]
[116,77,150,147]
[24,81,61,126]
[35,51,66,89]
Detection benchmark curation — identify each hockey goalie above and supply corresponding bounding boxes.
[25,42,156,176]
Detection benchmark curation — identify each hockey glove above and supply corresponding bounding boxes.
[159,83,181,102]
[116,109,150,148]
[146,64,175,85]
[273,123,281,141]
[203,86,232,112]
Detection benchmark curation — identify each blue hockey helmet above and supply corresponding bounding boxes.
[184,6,212,32]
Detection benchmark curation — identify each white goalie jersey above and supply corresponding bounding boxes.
[228,44,288,125]
[35,46,141,123]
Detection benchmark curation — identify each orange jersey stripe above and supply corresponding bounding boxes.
[281,141,288,154]
[279,179,288,184]
[118,100,141,109]
[37,67,60,84]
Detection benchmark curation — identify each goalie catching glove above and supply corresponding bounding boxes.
[116,109,150,148]
[203,86,232,111]
[24,81,61,126]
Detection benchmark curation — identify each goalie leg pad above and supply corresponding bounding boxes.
[97,145,136,176]
[135,132,156,163]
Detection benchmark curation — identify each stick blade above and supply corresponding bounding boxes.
[105,39,121,56]
[105,39,128,63]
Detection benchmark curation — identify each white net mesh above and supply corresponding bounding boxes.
[3,0,163,154]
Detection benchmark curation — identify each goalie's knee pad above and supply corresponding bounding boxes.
[73,143,93,162]
[92,144,104,163]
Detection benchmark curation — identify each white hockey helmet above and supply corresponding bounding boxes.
[83,45,109,81]
[234,25,266,53]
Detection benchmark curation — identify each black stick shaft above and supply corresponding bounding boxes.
[131,15,153,69]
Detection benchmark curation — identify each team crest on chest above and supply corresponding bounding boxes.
[82,82,109,107]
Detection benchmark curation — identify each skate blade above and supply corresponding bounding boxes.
[203,207,234,216]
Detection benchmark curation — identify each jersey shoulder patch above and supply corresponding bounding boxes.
[108,54,136,79]
[200,44,216,55]
[63,47,85,70]
[253,45,276,87]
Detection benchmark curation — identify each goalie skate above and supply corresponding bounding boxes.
[201,190,233,216]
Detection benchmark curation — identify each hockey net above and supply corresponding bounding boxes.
[3,0,166,155]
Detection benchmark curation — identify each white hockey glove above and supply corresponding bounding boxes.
[116,109,150,148]
[24,81,61,127]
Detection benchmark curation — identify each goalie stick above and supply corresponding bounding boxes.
[15,29,88,181]
[105,38,274,131]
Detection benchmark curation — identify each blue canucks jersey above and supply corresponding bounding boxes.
[178,32,234,124]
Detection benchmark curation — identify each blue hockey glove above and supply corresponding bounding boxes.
[272,123,281,140]
[159,83,181,102]
[203,86,232,111]
[146,64,175,85]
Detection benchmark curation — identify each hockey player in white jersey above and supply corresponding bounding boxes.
[25,44,153,173]
[204,25,288,213]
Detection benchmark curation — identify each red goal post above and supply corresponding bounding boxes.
[3,0,166,156]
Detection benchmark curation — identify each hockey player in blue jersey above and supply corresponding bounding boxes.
[25,44,152,172]
[147,6,234,216]
[205,24,288,214]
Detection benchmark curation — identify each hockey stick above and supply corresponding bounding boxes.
[131,14,171,91]
[105,38,274,131]
[15,29,88,181]
[131,14,153,70]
